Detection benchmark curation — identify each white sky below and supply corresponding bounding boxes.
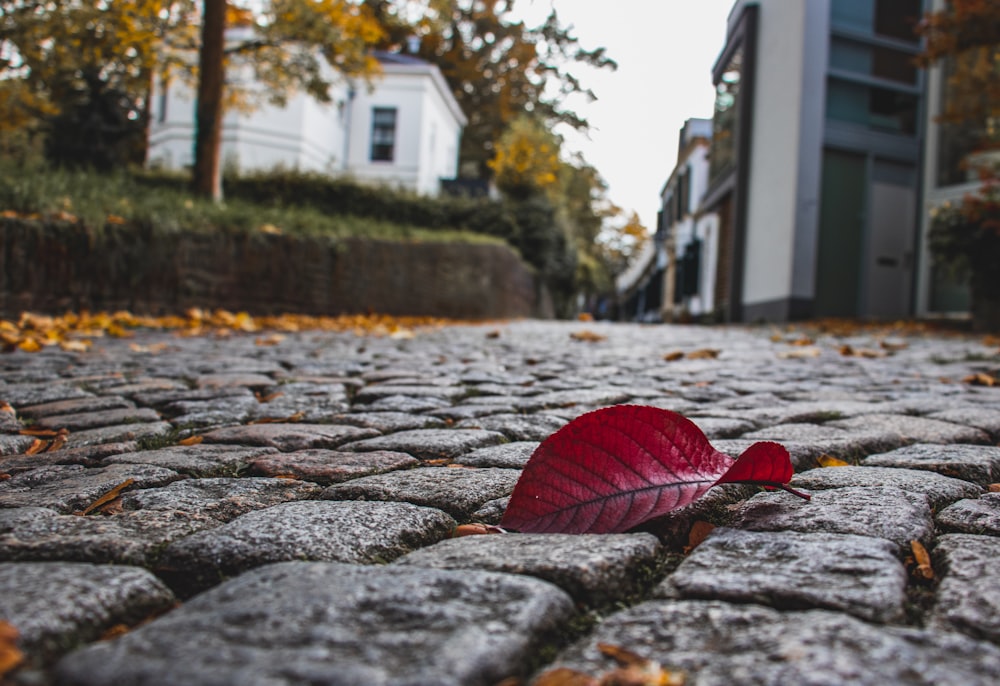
[514,0,736,231]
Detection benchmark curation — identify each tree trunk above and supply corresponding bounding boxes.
[193,0,225,201]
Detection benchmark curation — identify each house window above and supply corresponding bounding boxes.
[370,107,397,162]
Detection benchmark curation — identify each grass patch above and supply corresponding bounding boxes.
[0,160,506,248]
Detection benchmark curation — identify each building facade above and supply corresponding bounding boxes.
[147,42,466,196]
[660,118,718,320]
[702,0,926,322]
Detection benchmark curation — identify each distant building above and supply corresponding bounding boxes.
[660,118,717,321]
[147,36,466,196]
[701,0,926,322]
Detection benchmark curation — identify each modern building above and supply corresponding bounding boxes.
[147,37,466,196]
[701,0,926,322]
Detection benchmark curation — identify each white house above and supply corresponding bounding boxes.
[147,40,467,196]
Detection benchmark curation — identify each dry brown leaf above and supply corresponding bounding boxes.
[258,223,283,235]
[777,346,821,359]
[817,454,850,467]
[988,483,1000,493]
[178,435,204,446]
[105,214,127,225]
[19,427,64,437]
[0,401,14,416]
[99,624,130,640]
[75,479,135,516]
[838,344,855,356]
[684,520,716,554]
[789,337,815,346]
[25,438,48,455]
[254,390,285,403]
[46,434,67,452]
[0,473,10,481]
[0,621,24,678]
[597,644,685,685]
[685,348,720,360]
[249,411,305,424]
[879,339,908,351]
[534,668,598,686]
[571,330,607,343]
[982,335,1000,347]
[910,540,934,580]
[963,372,997,386]
[485,329,502,339]
[662,351,685,362]
[255,334,285,346]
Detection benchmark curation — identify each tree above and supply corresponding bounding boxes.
[0,0,197,169]
[366,0,616,179]
[489,113,561,199]
[918,0,1000,150]
[919,0,1000,330]
[189,0,385,200]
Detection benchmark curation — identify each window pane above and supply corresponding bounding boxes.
[710,47,743,182]
[874,0,921,43]
[831,0,872,32]
[826,78,918,135]
[830,38,917,85]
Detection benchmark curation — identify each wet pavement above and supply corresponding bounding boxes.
[1,320,999,685]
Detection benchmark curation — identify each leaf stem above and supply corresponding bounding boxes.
[778,483,812,501]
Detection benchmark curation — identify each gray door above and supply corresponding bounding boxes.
[864,161,915,318]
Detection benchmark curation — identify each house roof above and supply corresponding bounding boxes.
[372,50,468,127]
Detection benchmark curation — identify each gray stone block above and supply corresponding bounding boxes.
[0,561,174,665]
[339,428,506,461]
[863,443,1000,488]
[395,532,661,605]
[734,486,933,555]
[456,441,539,468]
[159,500,456,593]
[102,444,279,477]
[323,466,520,519]
[0,463,180,514]
[830,413,991,445]
[657,528,906,622]
[55,561,575,686]
[937,493,1000,535]
[546,599,1000,686]
[201,423,378,451]
[790,465,982,509]
[931,533,1000,643]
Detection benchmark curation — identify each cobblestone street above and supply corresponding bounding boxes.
[2,320,999,685]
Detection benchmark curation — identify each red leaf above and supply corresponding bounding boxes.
[500,406,805,534]
[501,406,731,533]
[715,441,792,486]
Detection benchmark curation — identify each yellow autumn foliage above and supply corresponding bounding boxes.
[489,115,563,198]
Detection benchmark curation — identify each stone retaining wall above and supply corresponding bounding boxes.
[0,218,544,319]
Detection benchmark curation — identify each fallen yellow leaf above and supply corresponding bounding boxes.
[817,454,850,467]
[178,435,204,446]
[0,621,24,678]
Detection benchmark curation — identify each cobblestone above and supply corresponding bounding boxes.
[1,320,999,684]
